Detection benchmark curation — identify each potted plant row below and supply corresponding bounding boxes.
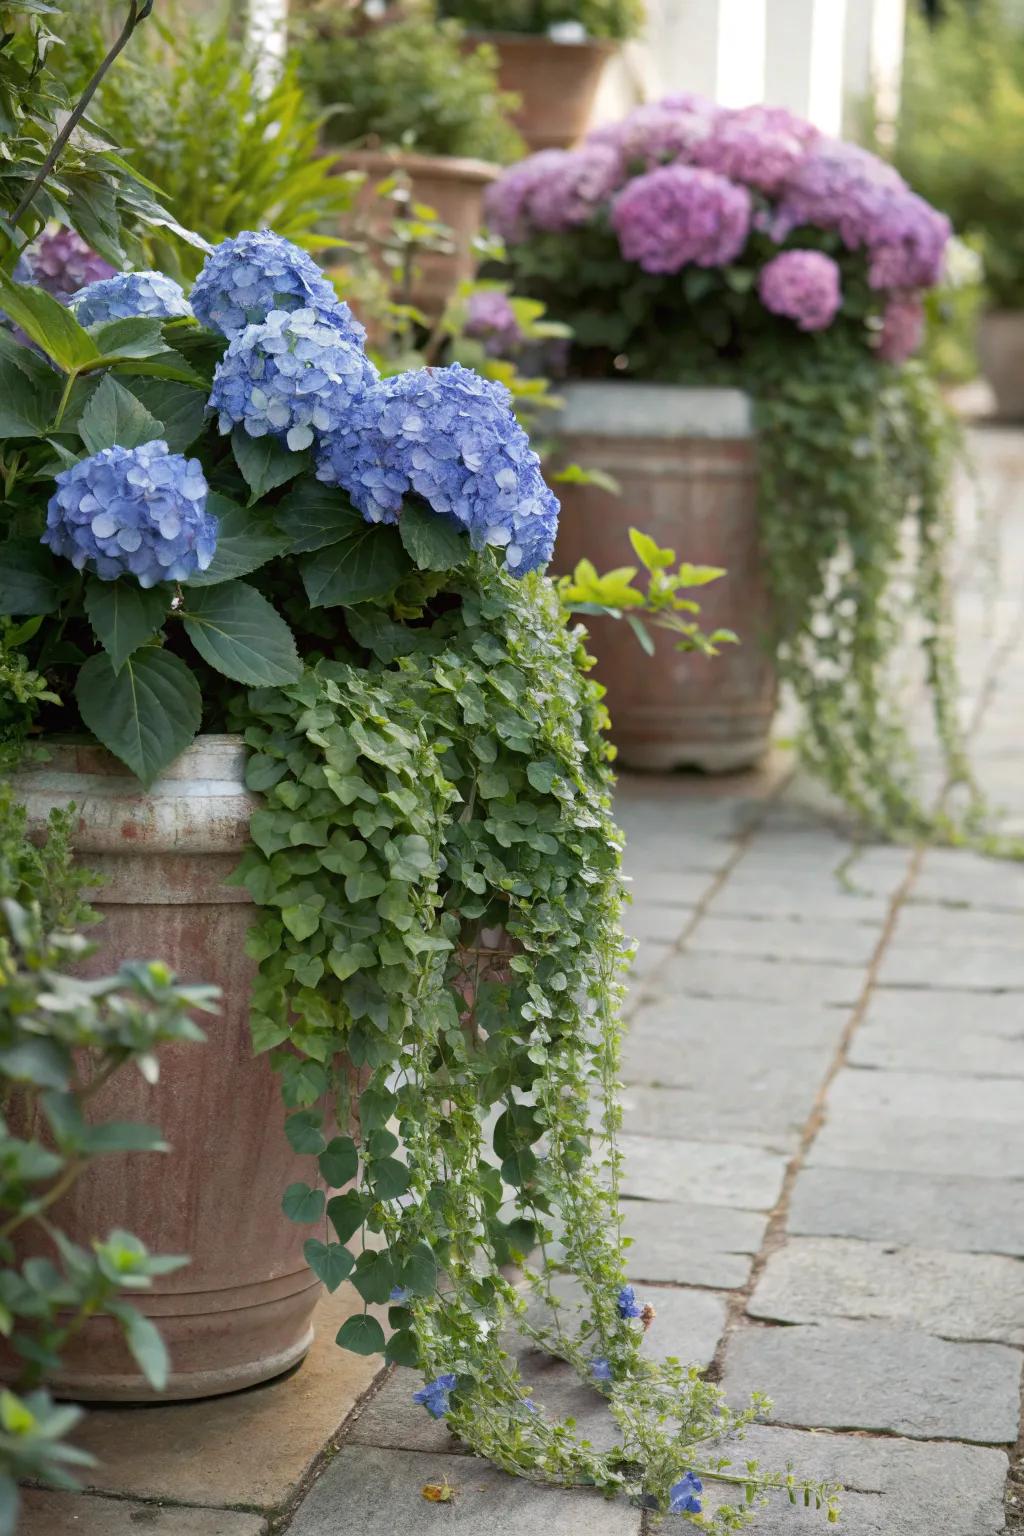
[488,97,973,841]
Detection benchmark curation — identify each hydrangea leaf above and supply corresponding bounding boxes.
[398,502,469,572]
[181,581,302,686]
[0,539,70,616]
[231,424,307,504]
[75,647,202,788]
[90,317,171,361]
[84,578,170,674]
[184,495,289,588]
[122,379,207,454]
[0,272,99,371]
[276,478,365,554]
[300,524,411,608]
[78,375,163,456]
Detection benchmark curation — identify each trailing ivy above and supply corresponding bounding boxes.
[233,556,840,1524]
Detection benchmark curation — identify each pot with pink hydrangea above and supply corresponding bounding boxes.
[486,98,973,832]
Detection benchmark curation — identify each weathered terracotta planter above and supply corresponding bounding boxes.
[553,383,776,773]
[334,148,498,317]
[471,33,615,152]
[10,737,325,1402]
[976,310,1024,421]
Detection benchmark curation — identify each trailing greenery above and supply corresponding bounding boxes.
[296,8,524,163]
[894,1,1024,309]
[0,787,217,1536]
[435,0,645,41]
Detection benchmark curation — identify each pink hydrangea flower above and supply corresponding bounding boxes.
[464,289,522,354]
[586,94,721,169]
[610,164,751,274]
[526,144,624,232]
[877,294,925,363]
[484,150,575,244]
[694,105,819,194]
[27,228,115,300]
[758,249,842,332]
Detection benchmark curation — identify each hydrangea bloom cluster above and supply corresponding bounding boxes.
[43,441,215,587]
[484,150,583,244]
[465,289,523,355]
[70,270,192,326]
[209,306,378,453]
[669,1472,703,1515]
[317,363,558,576]
[412,1373,457,1419]
[693,104,819,194]
[877,294,925,364]
[588,94,722,170]
[189,229,359,341]
[26,229,115,301]
[611,165,751,274]
[758,250,842,332]
[525,144,624,233]
[616,1284,643,1320]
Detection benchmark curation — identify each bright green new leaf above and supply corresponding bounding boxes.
[0,273,99,372]
[628,527,675,571]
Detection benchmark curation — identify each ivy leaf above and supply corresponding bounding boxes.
[0,540,68,616]
[231,425,306,503]
[300,522,411,608]
[181,581,302,685]
[319,1136,358,1188]
[351,1250,395,1304]
[75,648,201,788]
[0,273,99,371]
[184,495,289,587]
[282,1182,326,1224]
[281,899,324,941]
[344,870,386,904]
[398,503,468,572]
[78,375,163,456]
[284,1111,326,1156]
[84,578,169,673]
[303,1239,354,1293]
[335,1314,385,1357]
[327,1190,366,1244]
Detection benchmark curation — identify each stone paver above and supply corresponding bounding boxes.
[893,903,1024,948]
[912,847,1024,910]
[877,941,1024,990]
[826,1064,1024,1123]
[620,1198,766,1288]
[849,988,1024,1076]
[617,1081,817,1148]
[285,1446,641,1536]
[788,1165,1024,1255]
[809,1105,1024,1178]
[20,1492,266,1535]
[709,878,889,923]
[618,1133,787,1209]
[688,914,880,965]
[722,1321,1022,1442]
[651,952,861,1005]
[749,1237,1024,1344]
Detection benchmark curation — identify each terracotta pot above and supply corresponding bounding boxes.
[471,32,615,152]
[553,382,776,773]
[334,149,497,318]
[976,310,1024,421]
[9,736,329,1402]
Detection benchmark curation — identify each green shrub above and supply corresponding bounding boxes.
[435,0,644,41]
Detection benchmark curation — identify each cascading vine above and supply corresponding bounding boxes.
[232,558,841,1525]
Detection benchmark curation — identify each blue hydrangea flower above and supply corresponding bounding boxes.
[617,1285,643,1320]
[316,363,559,577]
[412,1373,457,1419]
[389,1286,412,1304]
[190,230,362,342]
[590,1357,613,1383]
[43,440,216,587]
[209,306,378,454]
[69,271,192,326]
[668,1472,703,1515]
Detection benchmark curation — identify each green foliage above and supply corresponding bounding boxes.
[60,2,358,282]
[893,1,1024,309]
[0,789,218,1532]
[435,0,645,40]
[297,9,524,163]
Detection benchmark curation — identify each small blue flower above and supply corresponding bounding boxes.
[616,1285,643,1320]
[70,271,192,326]
[209,306,378,453]
[669,1472,703,1515]
[190,230,360,341]
[412,1372,458,1419]
[316,362,559,577]
[43,440,216,587]
[521,1396,537,1414]
[590,1357,613,1383]
[389,1286,412,1304]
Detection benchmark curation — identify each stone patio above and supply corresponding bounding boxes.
[23,424,1024,1534]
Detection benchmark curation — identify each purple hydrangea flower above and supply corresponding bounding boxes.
[209,306,378,453]
[694,104,818,194]
[70,271,192,326]
[317,363,559,577]
[190,229,358,341]
[524,144,624,233]
[25,229,116,301]
[464,289,523,355]
[412,1373,457,1418]
[611,165,751,274]
[758,249,842,332]
[669,1472,703,1515]
[484,150,579,244]
[587,94,722,170]
[864,191,951,292]
[590,1357,613,1383]
[616,1284,643,1320]
[43,441,215,587]
[877,294,925,363]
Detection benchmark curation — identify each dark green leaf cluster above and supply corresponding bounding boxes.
[0,790,217,1534]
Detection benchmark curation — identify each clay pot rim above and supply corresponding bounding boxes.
[330,147,500,184]
[465,29,618,58]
